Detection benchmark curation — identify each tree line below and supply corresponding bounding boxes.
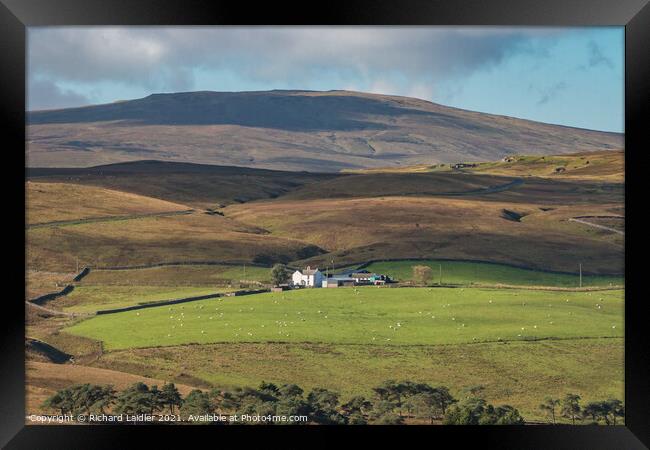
[539,394,624,425]
[42,379,624,425]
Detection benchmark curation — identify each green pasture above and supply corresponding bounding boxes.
[360,260,623,287]
[65,287,623,349]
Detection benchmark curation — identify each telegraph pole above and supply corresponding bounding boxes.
[579,263,582,288]
[439,263,442,286]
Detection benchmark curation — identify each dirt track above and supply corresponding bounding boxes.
[568,218,624,236]
[27,209,194,229]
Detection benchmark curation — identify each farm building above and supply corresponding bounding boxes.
[291,266,324,288]
[451,162,477,169]
[321,271,391,288]
[322,277,356,288]
[350,272,389,285]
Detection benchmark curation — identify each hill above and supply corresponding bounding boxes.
[27,90,622,172]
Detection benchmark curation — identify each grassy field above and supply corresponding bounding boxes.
[56,285,236,314]
[361,260,623,287]
[90,338,623,422]
[65,287,623,350]
[81,265,271,286]
[468,151,624,182]
[346,151,624,183]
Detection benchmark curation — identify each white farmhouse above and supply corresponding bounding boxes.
[291,266,323,288]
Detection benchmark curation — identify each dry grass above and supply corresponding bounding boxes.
[27,212,321,271]
[226,196,623,273]
[28,166,335,209]
[26,361,198,415]
[89,338,623,421]
[81,265,271,286]
[281,172,514,200]
[26,270,76,299]
[26,181,190,225]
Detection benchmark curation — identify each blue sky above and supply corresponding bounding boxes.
[28,27,624,132]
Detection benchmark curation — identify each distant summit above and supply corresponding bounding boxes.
[27,90,623,172]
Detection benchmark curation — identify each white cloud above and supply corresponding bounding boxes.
[27,26,563,108]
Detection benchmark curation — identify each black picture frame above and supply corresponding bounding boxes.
[1,0,648,447]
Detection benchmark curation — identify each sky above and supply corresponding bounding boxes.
[27,26,624,133]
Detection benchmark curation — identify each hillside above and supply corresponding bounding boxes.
[26,157,623,274]
[27,90,623,172]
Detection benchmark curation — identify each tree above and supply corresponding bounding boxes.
[341,396,373,424]
[411,265,433,285]
[405,393,438,424]
[561,393,582,425]
[492,405,525,425]
[341,396,373,416]
[161,383,183,415]
[237,396,276,422]
[443,398,523,425]
[43,388,75,415]
[430,386,457,416]
[149,385,167,414]
[372,380,405,416]
[275,397,312,421]
[443,397,487,425]
[270,264,289,286]
[43,384,116,416]
[212,388,241,413]
[114,382,155,415]
[582,401,605,423]
[405,387,456,424]
[306,388,346,424]
[604,399,624,425]
[181,390,213,417]
[307,387,339,411]
[539,397,561,424]
[258,381,281,397]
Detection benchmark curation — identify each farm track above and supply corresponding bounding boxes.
[568,218,624,236]
[90,260,279,271]
[435,177,525,196]
[27,209,195,229]
[26,300,91,317]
